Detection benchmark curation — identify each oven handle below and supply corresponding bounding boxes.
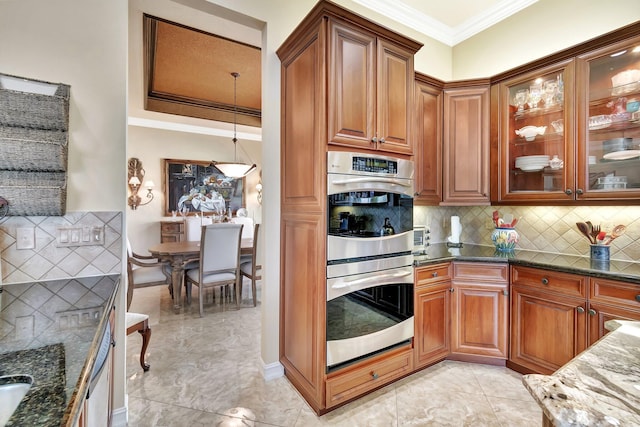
[331,177,412,188]
[332,270,412,289]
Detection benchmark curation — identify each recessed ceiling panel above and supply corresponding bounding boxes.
[144,14,261,127]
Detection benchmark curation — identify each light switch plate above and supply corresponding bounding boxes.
[16,227,35,250]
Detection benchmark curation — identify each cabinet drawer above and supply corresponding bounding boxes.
[511,265,586,298]
[453,262,508,283]
[160,221,184,233]
[590,277,640,309]
[325,347,413,408]
[415,263,451,286]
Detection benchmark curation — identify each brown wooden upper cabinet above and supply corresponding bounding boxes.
[413,73,444,205]
[442,82,491,205]
[328,20,417,155]
[492,26,640,204]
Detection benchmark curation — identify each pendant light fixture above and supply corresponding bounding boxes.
[213,72,256,178]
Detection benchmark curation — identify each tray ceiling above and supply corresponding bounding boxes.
[144,14,261,127]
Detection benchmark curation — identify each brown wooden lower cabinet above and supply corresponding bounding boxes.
[508,266,640,375]
[325,345,413,409]
[414,263,451,368]
[509,285,587,374]
[450,262,509,362]
[588,276,640,346]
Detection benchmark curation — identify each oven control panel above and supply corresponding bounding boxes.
[352,156,397,174]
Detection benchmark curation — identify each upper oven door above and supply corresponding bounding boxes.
[327,172,413,262]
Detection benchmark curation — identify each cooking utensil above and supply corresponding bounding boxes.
[590,224,601,244]
[585,221,596,244]
[492,210,500,227]
[604,224,626,245]
[576,222,594,244]
[503,213,514,227]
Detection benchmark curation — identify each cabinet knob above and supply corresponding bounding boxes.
[588,308,596,316]
[541,278,549,285]
[450,288,454,293]
[576,188,584,195]
[371,372,379,380]
[565,189,573,195]
[432,272,438,277]
[576,306,585,314]
[635,295,640,303]
[379,138,385,143]
[502,290,509,296]
[371,137,378,143]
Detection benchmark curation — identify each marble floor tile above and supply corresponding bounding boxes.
[126,283,541,426]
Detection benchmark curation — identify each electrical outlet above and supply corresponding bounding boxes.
[16,227,35,250]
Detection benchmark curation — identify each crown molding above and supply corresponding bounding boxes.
[351,0,539,46]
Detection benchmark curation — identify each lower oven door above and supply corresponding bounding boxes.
[326,263,414,370]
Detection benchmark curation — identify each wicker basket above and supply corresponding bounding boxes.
[0,170,67,216]
[0,126,68,171]
[0,73,70,131]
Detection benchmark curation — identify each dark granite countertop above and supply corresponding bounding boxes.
[414,243,640,284]
[0,274,120,427]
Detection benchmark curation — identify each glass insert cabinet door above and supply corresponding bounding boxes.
[577,36,640,200]
[498,60,575,201]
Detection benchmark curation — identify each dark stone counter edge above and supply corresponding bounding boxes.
[413,244,640,284]
[62,275,120,427]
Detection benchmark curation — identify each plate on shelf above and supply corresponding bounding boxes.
[602,149,640,160]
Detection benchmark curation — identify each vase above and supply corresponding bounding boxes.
[491,228,519,252]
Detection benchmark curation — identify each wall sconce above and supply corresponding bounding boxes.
[255,182,262,205]
[127,157,154,210]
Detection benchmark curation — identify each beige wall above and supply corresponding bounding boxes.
[0,0,127,211]
[0,0,128,419]
[452,0,640,79]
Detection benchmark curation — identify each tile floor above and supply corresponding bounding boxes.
[126,282,542,426]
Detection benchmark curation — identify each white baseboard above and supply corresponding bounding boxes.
[261,360,284,381]
[112,405,127,427]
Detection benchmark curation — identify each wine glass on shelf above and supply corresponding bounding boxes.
[528,83,542,110]
[543,80,558,107]
[514,89,528,112]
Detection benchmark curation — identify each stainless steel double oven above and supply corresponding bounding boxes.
[326,151,414,371]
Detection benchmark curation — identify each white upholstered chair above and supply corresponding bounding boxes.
[184,223,243,316]
[240,223,261,307]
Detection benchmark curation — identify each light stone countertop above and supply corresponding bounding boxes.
[523,320,640,426]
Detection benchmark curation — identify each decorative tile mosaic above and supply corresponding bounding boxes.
[415,205,640,262]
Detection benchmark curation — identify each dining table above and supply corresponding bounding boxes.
[148,238,253,311]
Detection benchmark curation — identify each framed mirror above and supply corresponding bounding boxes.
[163,159,245,216]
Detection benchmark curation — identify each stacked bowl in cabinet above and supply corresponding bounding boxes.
[515,155,550,172]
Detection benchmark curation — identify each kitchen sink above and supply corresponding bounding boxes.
[0,375,33,426]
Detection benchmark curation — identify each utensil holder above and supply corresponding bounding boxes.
[491,227,519,252]
[590,244,610,262]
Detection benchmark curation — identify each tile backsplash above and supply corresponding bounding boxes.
[0,211,122,284]
[415,205,640,262]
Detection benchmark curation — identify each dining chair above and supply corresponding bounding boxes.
[126,239,171,371]
[184,223,243,316]
[240,223,261,307]
[125,270,154,372]
[126,239,172,302]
